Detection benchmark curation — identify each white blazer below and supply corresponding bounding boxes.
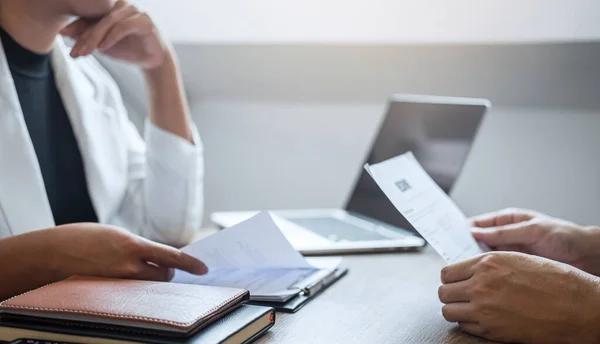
[0,37,204,247]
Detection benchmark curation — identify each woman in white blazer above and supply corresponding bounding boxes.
[0,0,207,300]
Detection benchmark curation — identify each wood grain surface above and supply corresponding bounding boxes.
[256,247,494,344]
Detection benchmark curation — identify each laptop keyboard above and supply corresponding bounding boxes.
[289,217,393,241]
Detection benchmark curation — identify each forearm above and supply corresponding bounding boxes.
[144,48,193,143]
[139,49,203,246]
[0,230,67,300]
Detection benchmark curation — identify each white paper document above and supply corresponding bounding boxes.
[364,152,485,264]
[172,211,339,300]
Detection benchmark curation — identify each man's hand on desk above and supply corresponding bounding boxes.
[437,208,600,343]
[439,252,600,344]
[470,208,600,276]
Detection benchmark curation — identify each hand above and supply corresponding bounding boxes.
[61,0,169,70]
[470,208,600,276]
[439,252,600,344]
[46,223,207,281]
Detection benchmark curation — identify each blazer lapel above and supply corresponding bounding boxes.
[51,38,128,223]
[0,39,55,235]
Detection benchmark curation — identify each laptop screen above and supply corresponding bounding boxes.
[344,96,487,231]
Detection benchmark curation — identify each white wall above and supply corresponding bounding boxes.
[452,107,600,225]
[100,42,600,226]
[138,0,600,43]
[190,100,600,227]
[191,101,383,212]
[175,43,600,107]
[187,43,600,225]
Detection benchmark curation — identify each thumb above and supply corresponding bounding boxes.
[471,221,537,247]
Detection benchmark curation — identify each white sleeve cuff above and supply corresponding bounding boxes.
[144,119,203,176]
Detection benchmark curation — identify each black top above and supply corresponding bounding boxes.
[1,27,98,225]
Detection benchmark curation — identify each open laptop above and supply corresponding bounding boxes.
[211,94,490,255]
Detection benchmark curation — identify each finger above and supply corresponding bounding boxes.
[99,13,154,52]
[74,3,138,56]
[441,257,478,284]
[471,221,540,247]
[68,19,102,57]
[438,280,472,303]
[131,263,174,282]
[458,322,487,338]
[495,244,525,252]
[70,28,92,58]
[61,19,91,40]
[470,208,535,228]
[441,303,477,323]
[140,241,208,275]
[69,3,132,57]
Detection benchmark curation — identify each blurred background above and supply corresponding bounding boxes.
[100,0,600,226]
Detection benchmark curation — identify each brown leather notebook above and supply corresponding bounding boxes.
[0,276,249,337]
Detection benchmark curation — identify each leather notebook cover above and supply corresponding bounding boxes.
[0,304,275,344]
[0,276,249,337]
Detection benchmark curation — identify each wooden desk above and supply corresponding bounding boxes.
[255,247,491,344]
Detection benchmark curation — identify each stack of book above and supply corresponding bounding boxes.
[0,276,275,344]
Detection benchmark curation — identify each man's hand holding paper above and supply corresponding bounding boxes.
[364,152,486,264]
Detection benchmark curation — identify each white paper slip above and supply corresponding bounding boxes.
[176,211,312,270]
[172,211,342,301]
[364,152,486,264]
